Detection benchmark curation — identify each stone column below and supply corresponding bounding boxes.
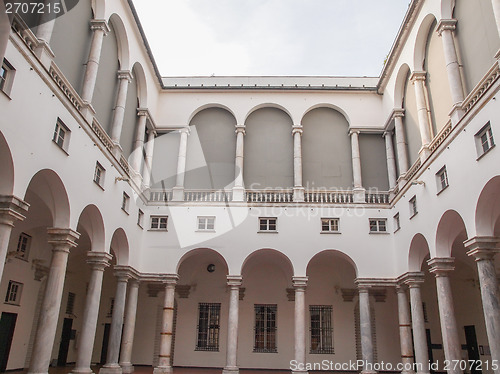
[129,109,148,183]
[109,70,133,152]
[28,228,80,374]
[223,275,243,374]
[383,131,397,190]
[437,19,465,124]
[396,285,416,374]
[350,131,365,203]
[0,196,28,282]
[393,110,409,178]
[34,0,57,67]
[410,72,432,161]
[491,0,500,49]
[100,268,132,374]
[428,258,462,374]
[465,236,500,374]
[120,279,140,374]
[81,20,110,104]
[404,274,430,374]
[292,277,308,374]
[142,129,156,188]
[358,287,376,374]
[292,125,305,202]
[232,125,246,201]
[172,128,190,201]
[154,275,178,374]
[71,252,113,374]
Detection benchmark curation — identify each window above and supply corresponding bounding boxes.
[52,118,70,152]
[310,305,334,354]
[137,210,144,228]
[394,213,400,233]
[107,298,114,318]
[259,217,277,232]
[476,122,495,157]
[196,303,221,351]
[16,232,31,260]
[369,219,387,233]
[121,192,130,213]
[321,218,339,233]
[409,196,418,218]
[254,304,277,353]
[436,166,449,193]
[150,216,168,230]
[5,281,22,305]
[0,59,15,95]
[197,216,215,231]
[94,162,105,188]
[66,292,76,315]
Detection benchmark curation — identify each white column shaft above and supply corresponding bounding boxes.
[175,130,189,188]
[440,29,465,105]
[293,131,303,188]
[359,289,375,373]
[81,28,106,103]
[413,79,432,147]
[35,0,56,43]
[492,0,500,40]
[142,131,155,187]
[120,280,140,373]
[234,130,245,188]
[394,116,409,174]
[0,221,14,283]
[351,132,363,188]
[384,133,397,189]
[130,115,147,173]
[409,285,430,374]
[294,288,306,367]
[110,76,131,144]
[154,283,176,374]
[225,286,240,370]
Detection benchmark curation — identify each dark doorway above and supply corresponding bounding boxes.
[100,323,111,364]
[57,318,73,366]
[0,312,17,372]
[464,325,482,374]
[425,329,434,372]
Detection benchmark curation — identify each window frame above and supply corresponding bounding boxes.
[93,162,105,189]
[393,213,400,233]
[121,192,130,214]
[197,216,216,232]
[409,196,418,218]
[436,166,449,194]
[150,216,168,231]
[137,209,144,228]
[475,122,495,159]
[5,280,23,306]
[16,232,31,260]
[258,217,278,233]
[52,118,70,154]
[0,59,15,96]
[253,304,278,353]
[369,218,387,233]
[196,303,221,351]
[309,305,334,354]
[320,218,340,234]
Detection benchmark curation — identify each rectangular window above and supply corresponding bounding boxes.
[94,162,105,188]
[52,118,70,152]
[369,219,387,233]
[5,281,23,305]
[394,213,400,232]
[196,303,221,351]
[436,166,449,193]
[121,192,130,213]
[16,232,31,260]
[476,122,495,157]
[409,196,418,218]
[310,305,334,354]
[66,292,76,315]
[137,209,144,228]
[197,216,215,231]
[254,304,277,353]
[321,218,339,233]
[0,59,15,95]
[107,298,114,318]
[259,217,277,232]
[150,216,168,230]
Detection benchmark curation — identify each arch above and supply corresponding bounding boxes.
[301,103,350,125]
[435,210,468,257]
[109,228,129,265]
[23,169,70,228]
[91,0,105,19]
[176,247,229,274]
[413,14,438,71]
[441,0,456,19]
[394,63,411,108]
[188,104,237,124]
[0,131,14,195]
[475,176,500,236]
[132,62,148,108]
[76,204,105,252]
[244,103,294,124]
[108,13,130,70]
[306,249,358,276]
[408,233,431,271]
[240,248,294,277]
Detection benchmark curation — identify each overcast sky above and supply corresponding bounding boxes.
[133,0,411,77]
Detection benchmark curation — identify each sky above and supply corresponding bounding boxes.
[133,0,411,77]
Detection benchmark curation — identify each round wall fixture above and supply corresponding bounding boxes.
[207,264,215,273]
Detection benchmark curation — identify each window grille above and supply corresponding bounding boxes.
[254,304,277,353]
[196,303,221,351]
[310,305,334,354]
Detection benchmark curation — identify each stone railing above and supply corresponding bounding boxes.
[49,63,83,111]
[246,190,294,203]
[184,190,232,202]
[463,61,500,113]
[119,155,131,176]
[429,120,452,153]
[365,191,390,204]
[11,16,37,51]
[91,119,114,153]
[405,158,422,181]
[149,190,173,202]
[304,190,354,203]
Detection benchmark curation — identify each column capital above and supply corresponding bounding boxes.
[117,70,133,82]
[349,129,361,136]
[410,71,427,83]
[178,127,191,135]
[427,257,455,276]
[383,130,394,138]
[292,276,308,289]
[464,236,500,260]
[437,19,457,36]
[227,275,243,287]
[113,265,139,281]
[162,274,179,286]
[137,108,150,118]
[235,124,246,135]
[392,108,405,119]
[0,195,29,225]
[47,228,80,252]
[86,251,113,270]
[292,125,303,135]
[90,19,110,34]
[399,272,425,287]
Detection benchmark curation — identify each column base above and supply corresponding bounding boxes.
[34,40,55,69]
[152,366,173,374]
[171,187,184,201]
[291,371,308,374]
[418,146,430,163]
[293,187,305,202]
[70,368,94,374]
[353,187,366,203]
[99,364,122,374]
[449,103,464,126]
[81,101,96,124]
[361,371,378,374]
[232,186,245,202]
[120,363,134,374]
[112,142,123,159]
[222,367,240,374]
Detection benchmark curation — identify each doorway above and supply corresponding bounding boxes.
[0,312,17,372]
[464,325,482,374]
[57,318,73,366]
